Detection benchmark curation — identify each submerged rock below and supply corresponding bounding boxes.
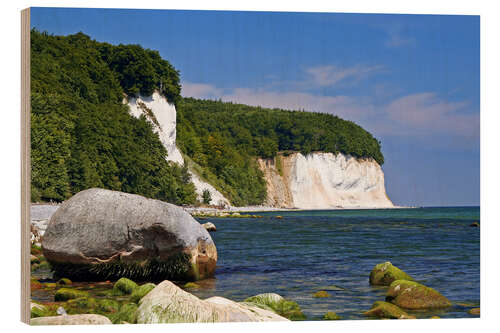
[202,222,217,231]
[136,280,289,323]
[54,288,89,301]
[468,308,480,315]
[470,222,480,227]
[369,262,413,286]
[323,311,342,320]
[313,291,331,298]
[183,282,200,289]
[57,278,72,286]
[42,188,217,281]
[30,314,112,325]
[363,301,414,319]
[386,280,451,309]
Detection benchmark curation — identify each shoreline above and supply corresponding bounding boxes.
[31,202,415,218]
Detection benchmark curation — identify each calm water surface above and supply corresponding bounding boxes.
[190,207,480,320]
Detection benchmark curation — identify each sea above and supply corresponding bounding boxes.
[189,207,480,320]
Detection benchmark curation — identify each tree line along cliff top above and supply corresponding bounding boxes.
[30,30,384,206]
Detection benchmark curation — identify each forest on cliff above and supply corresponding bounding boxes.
[31,30,384,206]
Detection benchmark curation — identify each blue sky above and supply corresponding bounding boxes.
[31,8,480,207]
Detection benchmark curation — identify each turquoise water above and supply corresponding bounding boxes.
[191,207,480,320]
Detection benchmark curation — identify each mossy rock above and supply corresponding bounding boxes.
[244,293,306,321]
[131,283,156,303]
[183,282,200,289]
[37,261,52,270]
[30,302,49,318]
[112,277,138,295]
[386,280,451,309]
[369,262,414,286]
[31,255,40,264]
[54,288,89,301]
[363,301,414,319]
[430,316,440,319]
[111,303,138,324]
[313,291,331,298]
[96,298,120,313]
[43,282,57,289]
[468,308,480,315]
[57,278,72,285]
[31,244,42,255]
[66,297,98,312]
[323,311,342,320]
[244,293,284,307]
[31,278,42,290]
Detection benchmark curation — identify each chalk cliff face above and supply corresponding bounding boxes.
[258,152,393,209]
[126,92,230,206]
[125,93,391,209]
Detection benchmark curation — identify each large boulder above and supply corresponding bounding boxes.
[42,188,217,281]
[386,280,451,309]
[30,314,112,325]
[369,262,413,286]
[136,280,289,323]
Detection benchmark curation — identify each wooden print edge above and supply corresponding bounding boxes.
[21,7,31,325]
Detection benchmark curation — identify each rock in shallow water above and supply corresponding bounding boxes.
[136,280,289,323]
[386,280,451,309]
[468,308,480,315]
[369,262,413,286]
[244,293,306,320]
[363,301,415,319]
[42,188,217,281]
[202,222,216,231]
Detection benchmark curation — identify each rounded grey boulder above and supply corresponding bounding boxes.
[42,188,217,281]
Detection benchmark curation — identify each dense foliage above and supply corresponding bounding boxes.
[31,29,384,207]
[31,29,195,204]
[176,98,384,205]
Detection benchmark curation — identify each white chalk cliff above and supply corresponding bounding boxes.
[257,152,393,209]
[126,92,392,209]
[125,92,230,206]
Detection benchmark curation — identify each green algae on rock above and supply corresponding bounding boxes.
[111,303,139,324]
[131,283,156,303]
[136,281,289,323]
[30,302,49,318]
[244,293,306,320]
[386,280,451,309]
[112,278,138,295]
[323,311,342,320]
[369,262,414,286]
[54,288,89,301]
[468,308,480,315]
[363,301,414,319]
[96,299,120,313]
[57,278,72,286]
[183,282,200,289]
[313,291,331,298]
[66,297,99,313]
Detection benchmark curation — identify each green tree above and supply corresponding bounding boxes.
[202,189,212,205]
